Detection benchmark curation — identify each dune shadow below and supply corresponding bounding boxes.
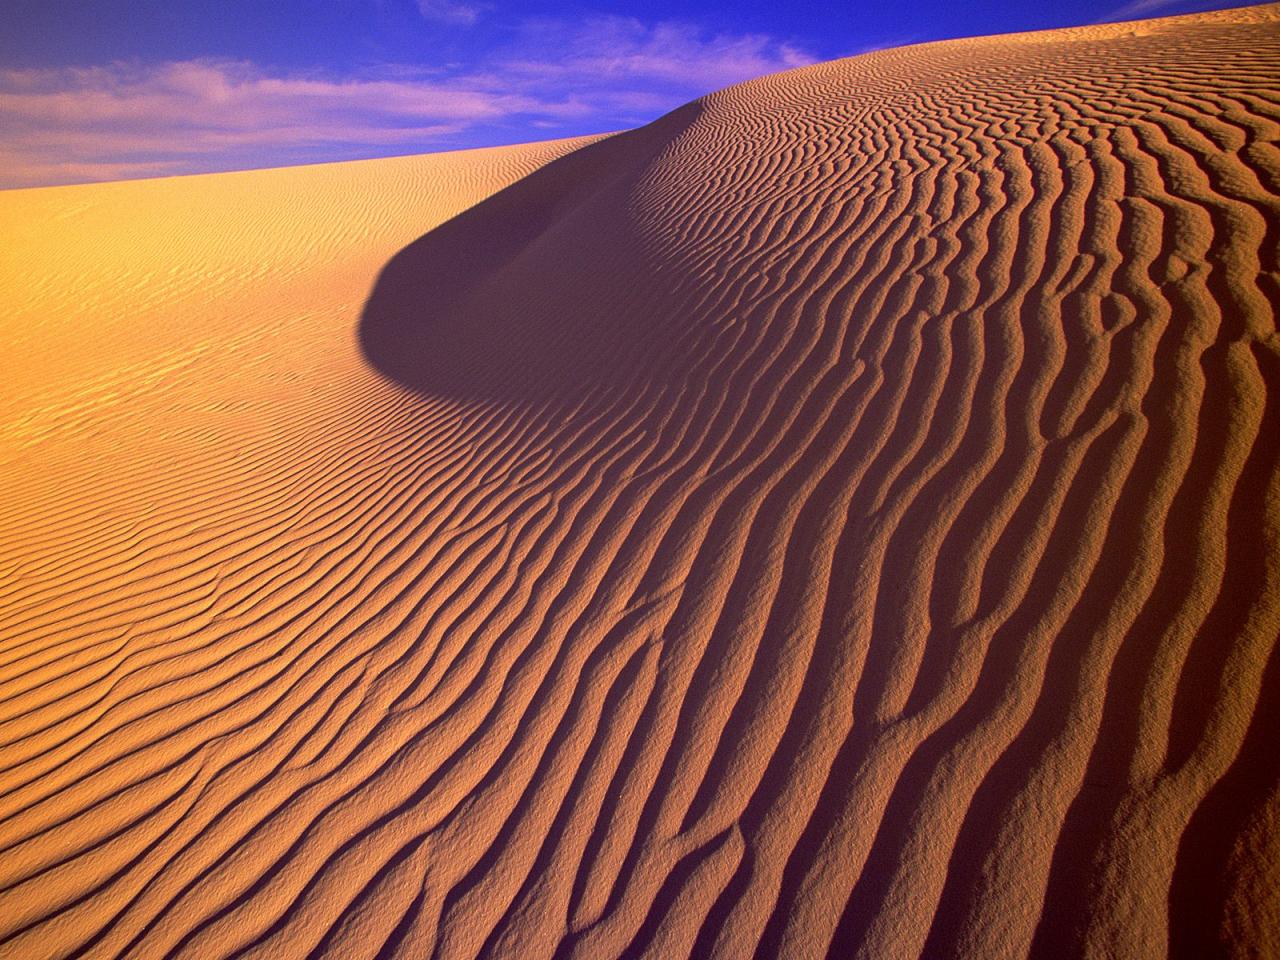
[358,104,702,409]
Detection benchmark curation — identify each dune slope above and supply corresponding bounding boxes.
[2,6,1279,959]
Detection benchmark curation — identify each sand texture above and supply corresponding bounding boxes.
[2,5,1279,959]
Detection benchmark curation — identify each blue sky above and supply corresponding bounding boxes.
[0,0,1260,187]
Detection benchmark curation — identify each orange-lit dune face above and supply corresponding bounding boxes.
[1,6,1278,960]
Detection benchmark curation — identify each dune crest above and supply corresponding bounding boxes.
[2,6,1279,959]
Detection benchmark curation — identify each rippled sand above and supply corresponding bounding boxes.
[2,6,1278,958]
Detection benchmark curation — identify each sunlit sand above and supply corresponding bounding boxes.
[1,6,1277,958]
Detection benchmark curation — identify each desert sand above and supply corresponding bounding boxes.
[1,5,1278,959]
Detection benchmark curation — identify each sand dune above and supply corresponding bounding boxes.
[2,5,1279,959]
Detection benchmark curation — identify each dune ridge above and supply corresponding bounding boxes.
[2,5,1279,959]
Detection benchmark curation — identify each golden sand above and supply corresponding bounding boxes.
[2,6,1278,958]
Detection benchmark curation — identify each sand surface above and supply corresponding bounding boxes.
[2,6,1279,959]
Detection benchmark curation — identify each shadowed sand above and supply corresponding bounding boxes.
[2,5,1279,959]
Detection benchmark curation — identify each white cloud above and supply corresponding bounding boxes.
[0,17,816,188]
[1099,0,1189,22]
[416,0,483,26]
[503,17,814,91]
[0,59,568,187]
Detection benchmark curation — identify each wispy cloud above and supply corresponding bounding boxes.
[501,17,815,90]
[416,0,483,26]
[0,60,540,187]
[0,17,814,189]
[1099,0,1191,22]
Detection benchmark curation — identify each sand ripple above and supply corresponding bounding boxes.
[2,6,1278,959]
